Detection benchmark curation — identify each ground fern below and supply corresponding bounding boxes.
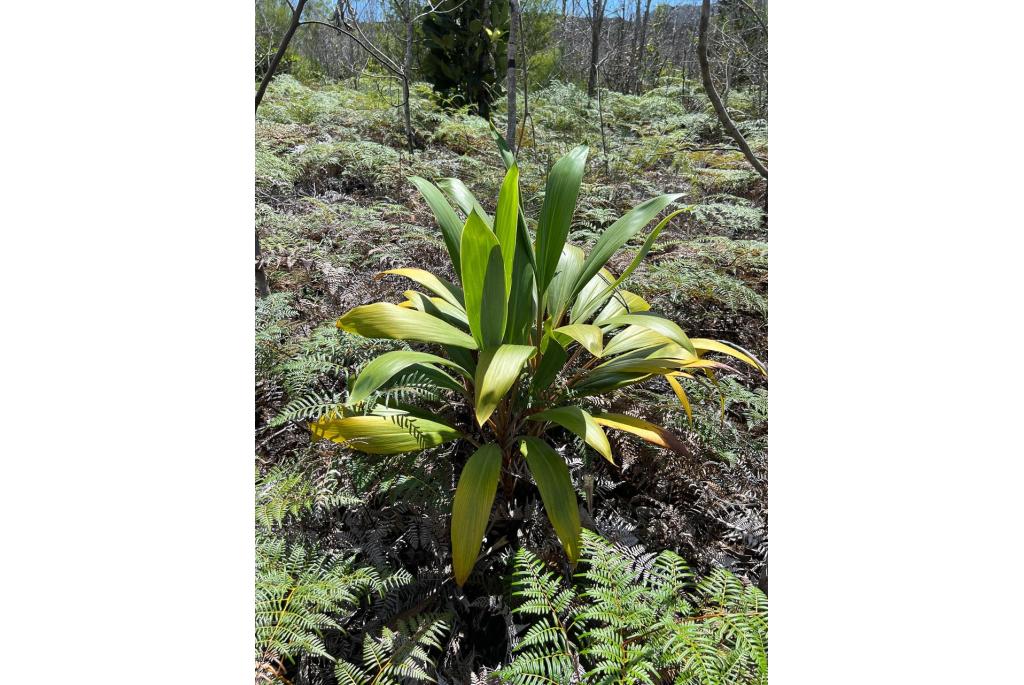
[499,532,767,685]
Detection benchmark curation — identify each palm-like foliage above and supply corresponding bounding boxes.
[309,131,766,585]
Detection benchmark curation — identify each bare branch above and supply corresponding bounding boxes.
[736,0,768,35]
[255,0,310,112]
[698,0,767,178]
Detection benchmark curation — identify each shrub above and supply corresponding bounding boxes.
[305,132,765,587]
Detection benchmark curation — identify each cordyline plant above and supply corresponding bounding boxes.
[310,134,766,586]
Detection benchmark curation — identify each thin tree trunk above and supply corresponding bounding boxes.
[634,0,652,93]
[506,0,520,150]
[516,6,534,152]
[255,0,309,112]
[698,0,767,178]
[403,0,414,153]
[596,61,610,176]
[628,0,641,92]
[586,0,605,98]
[255,0,309,298]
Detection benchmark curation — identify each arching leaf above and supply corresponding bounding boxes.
[347,351,469,406]
[409,176,464,276]
[601,325,674,358]
[601,312,696,356]
[402,290,468,327]
[337,303,478,349]
[692,338,768,375]
[592,413,691,457]
[311,413,461,454]
[536,146,588,297]
[665,373,694,426]
[529,406,613,464]
[381,268,464,310]
[592,290,651,325]
[552,324,604,357]
[570,193,683,302]
[571,208,689,323]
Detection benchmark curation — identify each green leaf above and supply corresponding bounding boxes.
[504,241,536,345]
[545,244,585,322]
[494,164,520,299]
[600,312,696,356]
[451,443,503,586]
[532,338,567,393]
[347,351,469,405]
[489,120,539,274]
[337,303,478,349]
[401,290,469,328]
[519,437,581,563]
[592,290,651,325]
[488,119,516,169]
[573,370,651,396]
[552,324,603,357]
[535,146,588,297]
[601,324,673,358]
[528,406,613,464]
[409,176,464,276]
[381,268,464,310]
[570,208,688,323]
[571,193,683,303]
[474,344,536,425]
[437,177,491,224]
[460,211,508,349]
[311,413,461,454]
[569,267,615,324]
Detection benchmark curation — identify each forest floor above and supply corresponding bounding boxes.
[255,74,768,681]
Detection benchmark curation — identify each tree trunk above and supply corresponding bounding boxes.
[255,0,309,112]
[255,0,309,298]
[516,6,533,151]
[586,0,605,98]
[403,0,414,153]
[627,0,641,92]
[506,0,520,150]
[698,0,767,178]
[634,0,652,93]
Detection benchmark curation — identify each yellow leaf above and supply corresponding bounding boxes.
[592,412,691,457]
[665,373,693,426]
